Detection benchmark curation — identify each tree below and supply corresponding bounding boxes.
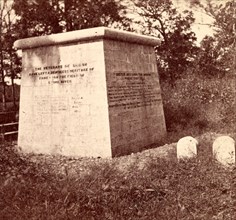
[133,0,198,83]
[193,36,225,78]
[0,0,7,109]
[190,0,236,77]
[63,0,130,31]
[13,0,131,38]
[211,0,235,75]
[0,0,21,111]
[13,0,63,37]
[0,0,14,110]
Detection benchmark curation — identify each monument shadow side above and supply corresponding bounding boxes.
[14,27,166,157]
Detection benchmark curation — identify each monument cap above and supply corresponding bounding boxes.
[14,27,161,49]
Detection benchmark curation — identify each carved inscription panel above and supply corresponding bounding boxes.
[33,95,88,115]
[28,62,95,86]
[108,72,161,109]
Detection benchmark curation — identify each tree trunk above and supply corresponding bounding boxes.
[9,48,16,111]
[64,0,73,31]
[0,54,6,112]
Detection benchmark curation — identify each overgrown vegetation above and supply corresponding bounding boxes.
[0,133,236,219]
[161,73,236,135]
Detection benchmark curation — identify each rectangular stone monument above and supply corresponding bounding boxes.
[14,27,166,157]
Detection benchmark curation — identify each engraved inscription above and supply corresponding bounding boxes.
[29,63,94,85]
[108,72,160,109]
[33,94,88,126]
[51,97,68,114]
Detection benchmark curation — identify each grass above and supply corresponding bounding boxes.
[161,74,236,135]
[0,132,235,219]
[1,74,235,219]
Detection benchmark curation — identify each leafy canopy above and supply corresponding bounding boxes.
[193,0,236,76]
[134,0,198,83]
[13,0,131,37]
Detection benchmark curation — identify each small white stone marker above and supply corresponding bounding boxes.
[213,136,235,166]
[177,136,198,160]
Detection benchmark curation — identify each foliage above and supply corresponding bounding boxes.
[133,0,198,83]
[0,134,235,219]
[194,36,225,77]
[62,0,131,31]
[0,0,21,110]
[13,0,131,38]
[210,0,236,75]
[192,0,236,77]
[161,72,236,133]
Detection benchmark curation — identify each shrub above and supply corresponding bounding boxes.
[161,73,236,133]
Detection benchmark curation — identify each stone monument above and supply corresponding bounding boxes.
[14,27,166,157]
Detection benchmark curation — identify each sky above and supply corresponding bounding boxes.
[125,0,224,43]
[173,0,226,41]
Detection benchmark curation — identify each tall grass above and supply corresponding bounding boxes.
[0,137,235,219]
[161,74,236,135]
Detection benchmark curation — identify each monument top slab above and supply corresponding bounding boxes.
[14,27,160,50]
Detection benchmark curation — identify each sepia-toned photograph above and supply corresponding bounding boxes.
[0,0,235,219]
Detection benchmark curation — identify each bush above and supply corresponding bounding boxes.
[161,73,236,133]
